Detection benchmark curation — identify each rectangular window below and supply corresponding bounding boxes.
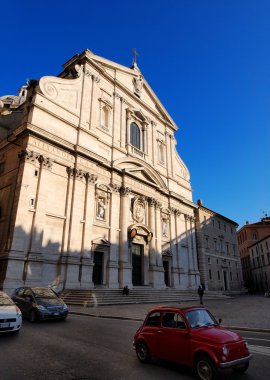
[230,272,232,281]
[220,239,223,252]
[217,270,220,280]
[204,236,209,249]
[209,269,212,280]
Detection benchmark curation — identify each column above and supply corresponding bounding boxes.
[185,214,193,288]
[148,197,159,287]
[119,186,132,287]
[80,173,97,288]
[89,74,100,130]
[170,135,175,177]
[190,216,200,285]
[175,210,182,287]
[29,155,53,285]
[170,208,179,287]
[165,131,171,177]
[155,202,163,267]
[107,184,121,288]
[79,64,93,129]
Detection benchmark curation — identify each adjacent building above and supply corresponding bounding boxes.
[0,49,201,294]
[195,200,243,292]
[237,217,270,291]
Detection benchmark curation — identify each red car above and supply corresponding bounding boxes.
[133,306,252,380]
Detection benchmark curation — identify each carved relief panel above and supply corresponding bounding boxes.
[131,196,146,224]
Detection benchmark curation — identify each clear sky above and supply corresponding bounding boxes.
[1,0,269,228]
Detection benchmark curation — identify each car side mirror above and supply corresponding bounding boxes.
[218,318,222,324]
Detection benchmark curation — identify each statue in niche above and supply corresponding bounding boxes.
[162,217,169,237]
[97,197,106,219]
[133,75,143,96]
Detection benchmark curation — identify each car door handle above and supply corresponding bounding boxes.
[157,330,164,334]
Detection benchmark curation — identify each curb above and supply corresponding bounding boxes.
[69,311,270,333]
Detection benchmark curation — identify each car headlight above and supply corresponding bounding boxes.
[36,305,47,311]
[244,341,249,350]
[63,303,68,311]
[222,345,229,356]
[16,306,22,316]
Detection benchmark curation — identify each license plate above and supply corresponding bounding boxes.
[53,312,59,316]
[0,323,10,328]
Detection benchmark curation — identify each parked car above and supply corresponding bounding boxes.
[133,305,252,380]
[0,291,22,334]
[12,287,68,322]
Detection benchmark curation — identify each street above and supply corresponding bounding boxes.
[1,314,269,380]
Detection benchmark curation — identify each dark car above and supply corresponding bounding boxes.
[12,287,68,322]
[133,306,252,380]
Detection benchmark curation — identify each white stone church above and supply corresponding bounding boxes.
[0,49,201,293]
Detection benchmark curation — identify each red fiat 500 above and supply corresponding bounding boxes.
[133,306,252,380]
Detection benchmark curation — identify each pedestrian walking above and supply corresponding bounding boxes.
[198,284,204,305]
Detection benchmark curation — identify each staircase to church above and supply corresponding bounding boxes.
[60,288,230,307]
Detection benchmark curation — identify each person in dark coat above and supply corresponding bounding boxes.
[198,284,204,305]
[122,285,130,295]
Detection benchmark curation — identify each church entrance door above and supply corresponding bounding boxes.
[93,251,103,285]
[132,244,143,286]
[163,260,170,286]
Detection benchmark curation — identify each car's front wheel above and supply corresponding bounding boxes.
[195,355,218,380]
[136,341,151,363]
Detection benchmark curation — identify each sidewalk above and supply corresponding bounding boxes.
[69,294,270,333]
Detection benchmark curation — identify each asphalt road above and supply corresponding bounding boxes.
[1,314,269,380]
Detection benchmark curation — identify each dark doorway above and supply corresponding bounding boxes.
[132,244,143,286]
[223,270,228,291]
[93,251,103,285]
[163,260,169,286]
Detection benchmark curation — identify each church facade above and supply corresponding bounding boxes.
[0,49,200,293]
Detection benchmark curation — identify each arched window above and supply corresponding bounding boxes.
[130,122,140,149]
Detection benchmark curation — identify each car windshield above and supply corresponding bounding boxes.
[0,293,14,306]
[185,309,218,329]
[32,288,58,299]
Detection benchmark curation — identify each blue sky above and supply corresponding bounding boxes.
[1,0,269,227]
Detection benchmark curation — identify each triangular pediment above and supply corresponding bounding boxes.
[69,50,177,129]
[114,157,168,191]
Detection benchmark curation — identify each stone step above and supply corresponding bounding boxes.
[61,288,229,306]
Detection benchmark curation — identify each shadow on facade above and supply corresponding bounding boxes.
[0,221,199,294]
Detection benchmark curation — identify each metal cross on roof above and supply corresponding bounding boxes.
[132,48,139,65]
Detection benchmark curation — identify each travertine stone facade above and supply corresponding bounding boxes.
[195,200,243,292]
[0,49,200,293]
